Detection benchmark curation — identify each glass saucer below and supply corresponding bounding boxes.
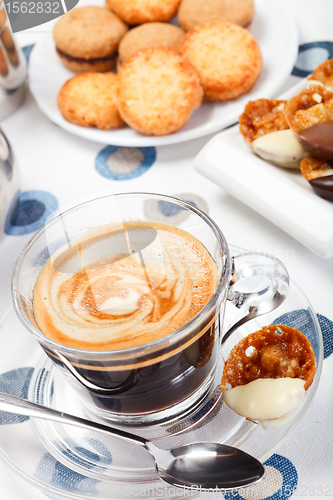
[0,246,323,500]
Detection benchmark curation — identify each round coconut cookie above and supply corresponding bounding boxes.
[105,0,181,25]
[116,46,203,135]
[179,20,262,101]
[117,22,185,67]
[58,72,124,130]
[178,0,255,32]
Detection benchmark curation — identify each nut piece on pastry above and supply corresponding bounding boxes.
[117,22,185,67]
[58,72,124,130]
[285,86,333,137]
[252,129,308,168]
[105,0,181,25]
[116,46,203,136]
[179,20,262,101]
[53,6,128,72]
[178,0,255,32]
[300,156,333,201]
[239,98,289,144]
[309,58,333,89]
[221,324,316,424]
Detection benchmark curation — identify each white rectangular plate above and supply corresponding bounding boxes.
[194,79,333,258]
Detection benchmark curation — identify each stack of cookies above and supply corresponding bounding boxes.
[55,0,262,136]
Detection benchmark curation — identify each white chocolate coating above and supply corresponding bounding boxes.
[252,129,308,168]
[223,377,306,421]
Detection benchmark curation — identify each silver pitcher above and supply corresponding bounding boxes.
[0,127,20,234]
[0,1,27,121]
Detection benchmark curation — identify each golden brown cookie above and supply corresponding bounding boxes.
[53,6,128,72]
[116,46,203,135]
[285,86,333,137]
[57,72,124,130]
[117,22,185,67]
[310,58,333,88]
[221,325,316,392]
[179,20,262,101]
[300,156,333,201]
[105,0,181,25]
[178,0,255,32]
[239,99,289,144]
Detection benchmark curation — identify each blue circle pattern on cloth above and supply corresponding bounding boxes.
[317,313,333,359]
[35,438,112,495]
[95,145,156,181]
[224,454,298,500]
[5,190,58,236]
[0,367,34,424]
[36,452,99,495]
[292,41,333,78]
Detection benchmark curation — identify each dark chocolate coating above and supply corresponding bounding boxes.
[299,123,333,161]
[309,175,333,201]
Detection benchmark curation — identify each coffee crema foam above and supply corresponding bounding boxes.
[33,222,217,350]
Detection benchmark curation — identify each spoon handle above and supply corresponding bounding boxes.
[0,391,148,448]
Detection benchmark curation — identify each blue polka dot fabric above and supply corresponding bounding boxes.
[35,453,99,494]
[95,145,156,181]
[5,190,58,236]
[292,41,333,77]
[0,368,34,424]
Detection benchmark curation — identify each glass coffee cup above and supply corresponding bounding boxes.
[12,192,289,426]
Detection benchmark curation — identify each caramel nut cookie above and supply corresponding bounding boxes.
[221,325,316,393]
[58,72,124,130]
[300,156,333,201]
[116,46,203,136]
[117,22,185,67]
[285,86,333,137]
[53,6,128,72]
[179,20,262,101]
[239,99,289,144]
[178,0,255,32]
[105,0,181,25]
[310,58,333,88]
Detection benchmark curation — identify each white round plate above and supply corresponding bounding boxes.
[28,0,298,147]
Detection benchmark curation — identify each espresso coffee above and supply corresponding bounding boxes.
[32,221,220,417]
[33,221,217,351]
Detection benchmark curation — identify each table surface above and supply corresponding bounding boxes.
[1,1,333,499]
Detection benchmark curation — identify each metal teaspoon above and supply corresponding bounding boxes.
[0,391,265,491]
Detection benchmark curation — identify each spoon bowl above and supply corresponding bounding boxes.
[148,441,265,490]
[0,391,265,491]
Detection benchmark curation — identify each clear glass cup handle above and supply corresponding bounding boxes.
[222,252,290,344]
